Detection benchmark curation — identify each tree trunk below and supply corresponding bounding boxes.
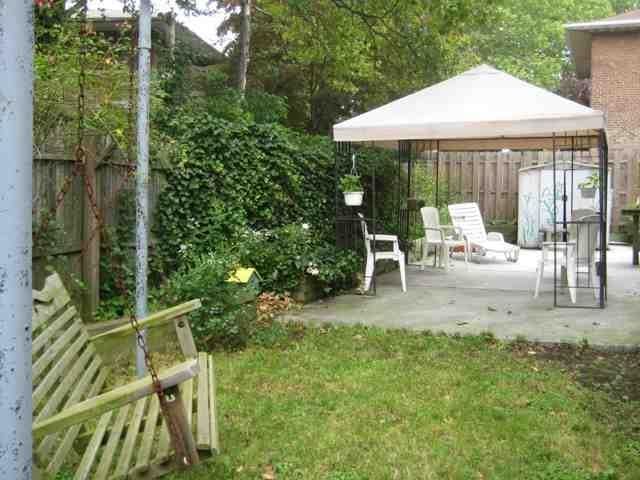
[237,0,251,95]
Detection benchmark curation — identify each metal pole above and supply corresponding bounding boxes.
[435,140,440,208]
[552,133,558,307]
[0,1,33,478]
[135,0,152,377]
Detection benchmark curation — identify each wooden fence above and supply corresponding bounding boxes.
[434,148,640,229]
[32,146,640,318]
[32,154,166,318]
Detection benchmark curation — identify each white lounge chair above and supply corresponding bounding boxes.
[420,206,467,271]
[358,213,406,292]
[448,202,520,262]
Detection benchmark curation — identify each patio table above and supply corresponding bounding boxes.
[621,208,640,266]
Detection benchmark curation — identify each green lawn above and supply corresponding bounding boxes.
[170,326,640,480]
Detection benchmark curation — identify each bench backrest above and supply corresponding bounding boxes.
[32,274,108,468]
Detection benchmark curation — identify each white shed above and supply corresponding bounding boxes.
[518,162,612,248]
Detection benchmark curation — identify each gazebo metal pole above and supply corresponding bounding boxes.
[435,140,440,208]
[0,1,33,478]
[552,133,558,307]
[599,130,608,307]
[372,151,377,295]
[397,143,401,232]
[135,0,152,377]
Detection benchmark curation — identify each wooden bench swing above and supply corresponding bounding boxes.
[32,273,219,479]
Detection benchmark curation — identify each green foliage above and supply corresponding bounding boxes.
[34,19,132,154]
[154,115,336,271]
[53,470,74,480]
[245,89,289,124]
[218,0,497,132]
[466,0,615,91]
[99,191,136,305]
[237,224,360,293]
[339,174,362,193]
[160,249,256,350]
[578,172,601,190]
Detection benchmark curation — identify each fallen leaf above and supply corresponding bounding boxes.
[262,464,276,480]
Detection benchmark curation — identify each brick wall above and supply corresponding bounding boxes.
[591,31,640,146]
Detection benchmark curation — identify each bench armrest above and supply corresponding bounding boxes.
[33,359,199,438]
[90,300,201,342]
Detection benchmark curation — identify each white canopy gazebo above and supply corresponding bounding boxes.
[333,65,609,308]
[334,64,604,148]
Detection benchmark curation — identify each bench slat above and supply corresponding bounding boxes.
[37,359,106,458]
[113,397,147,478]
[33,333,90,412]
[155,422,171,463]
[196,352,210,449]
[45,367,109,476]
[74,410,113,480]
[94,404,131,480]
[32,305,77,356]
[33,320,82,379]
[208,355,219,454]
[135,394,161,470]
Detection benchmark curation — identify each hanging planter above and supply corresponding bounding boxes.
[578,172,600,199]
[344,190,364,206]
[340,174,364,206]
[340,154,364,207]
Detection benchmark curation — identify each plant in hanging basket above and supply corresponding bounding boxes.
[340,174,364,206]
[578,172,600,199]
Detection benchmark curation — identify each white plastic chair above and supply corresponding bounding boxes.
[534,242,577,303]
[534,215,600,303]
[448,202,520,262]
[571,214,600,299]
[358,213,406,292]
[420,206,467,271]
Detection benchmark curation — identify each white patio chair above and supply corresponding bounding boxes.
[358,213,406,292]
[534,242,577,303]
[571,214,601,299]
[420,206,467,271]
[448,202,520,262]
[534,215,599,303]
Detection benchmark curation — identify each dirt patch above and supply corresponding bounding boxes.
[511,341,640,402]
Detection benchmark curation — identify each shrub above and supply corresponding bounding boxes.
[154,116,336,271]
[159,249,257,350]
[237,224,360,294]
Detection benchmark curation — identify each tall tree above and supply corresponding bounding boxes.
[218,0,494,133]
[237,0,251,93]
[468,0,615,91]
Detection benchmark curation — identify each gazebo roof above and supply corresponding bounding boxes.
[333,65,605,145]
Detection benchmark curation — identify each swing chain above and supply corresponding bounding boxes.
[117,0,192,463]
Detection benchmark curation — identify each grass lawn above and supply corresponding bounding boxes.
[169,325,640,480]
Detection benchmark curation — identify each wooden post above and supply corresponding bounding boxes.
[82,136,100,318]
[161,386,200,469]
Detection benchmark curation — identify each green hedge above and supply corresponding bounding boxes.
[155,116,336,270]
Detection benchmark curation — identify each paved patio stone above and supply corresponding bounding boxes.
[284,246,640,348]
